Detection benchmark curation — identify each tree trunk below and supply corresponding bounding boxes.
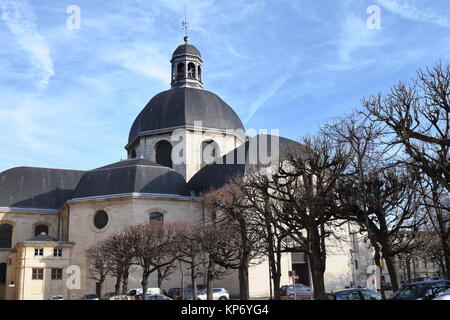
[191,260,198,300]
[114,274,122,295]
[378,264,386,300]
[384,256,400,292]
[406,259,411,282]
[206,272,213,300]
[309,229,326,300]
[270,251,282,300]
[157,269,163,291]
[121,268,129,294]
[238,261,249,300]
[141,271,149,300]
[96,281,103,299]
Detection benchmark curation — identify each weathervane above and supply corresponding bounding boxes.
[181,5,189,43]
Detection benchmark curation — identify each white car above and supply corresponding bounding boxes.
[432,288,450,300]
[197,288,229,300]
[126,288,161,296]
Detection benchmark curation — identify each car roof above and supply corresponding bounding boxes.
[405,280,449,286]
[330,288,370,294]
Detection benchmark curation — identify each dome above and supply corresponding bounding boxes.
[72,159,190,199]
[128,87,245,143]
[172,43,202,58]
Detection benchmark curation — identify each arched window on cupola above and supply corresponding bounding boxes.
[130,149,137,159]
[201,140,220,166]
[176,63,185,79]
[198,65,202,82]
[155,140,173,168]
[188,62,196,79]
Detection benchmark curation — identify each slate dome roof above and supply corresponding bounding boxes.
[72,159,190,199]
[128,87,245,143]
[187,135,304,194]
[172,43,202,58]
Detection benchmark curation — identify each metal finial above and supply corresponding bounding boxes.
[181,5,189,42]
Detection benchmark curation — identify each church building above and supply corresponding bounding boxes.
[0,37,369,300]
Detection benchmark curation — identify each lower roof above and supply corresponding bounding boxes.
[0,167,86,210]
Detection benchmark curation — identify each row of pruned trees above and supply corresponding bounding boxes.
[204,62,449,300]
[87,63,448,300]
[86,220,247,300]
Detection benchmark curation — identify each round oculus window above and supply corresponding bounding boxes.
[93,210,108,229]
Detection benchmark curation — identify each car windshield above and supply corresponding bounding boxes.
[393,285,424,299]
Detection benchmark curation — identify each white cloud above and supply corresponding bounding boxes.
[0,0,55,90]
[377,0,450,27]
[244,73,291,123]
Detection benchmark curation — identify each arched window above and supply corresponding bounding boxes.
[149,212,164,225]
[201,140,220,166]
[198,65,202,81]
[176,63,185,79]
[35,224,49,236]
[130,149,137,159]
[188,62,196,78]
[155,140,173,168]
[0,224,13,248]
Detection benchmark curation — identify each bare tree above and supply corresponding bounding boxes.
[86,240,111,299]
[124,222,181,300]
[203,180,264,300]
[362,62,450,279]
[103,231,134,295]
[238,169,293,300]
[176,224,205,300]
[259,133,351,300]
[197,218,240,300]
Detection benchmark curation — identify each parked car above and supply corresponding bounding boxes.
[325,288,381,300]
[80,294,99,300]
[145,294,172,300]
[102,292,115,300]
[127,288,161,297]
[279,284,314,299]
[415,277,433,282]
[432,287,450,300]
[197,288,229,300]
[48,295,64,300]
[381,282,392,290]
[390,280,450,300]
[168,288,194,300]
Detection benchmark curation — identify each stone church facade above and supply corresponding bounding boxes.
[0,38,372,300]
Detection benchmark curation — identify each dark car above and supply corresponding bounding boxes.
[168,288,194,300]
[325,288,381,300]
[280,284,314,299]
[390,280,450,300]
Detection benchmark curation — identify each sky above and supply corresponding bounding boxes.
[0,0,449,173]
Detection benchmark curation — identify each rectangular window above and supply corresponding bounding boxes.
[51,268,63,280]
[53,248,62,257]
[32,268,44,280]
[34,248,44,256]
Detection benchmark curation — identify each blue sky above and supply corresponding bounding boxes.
[0,0,449,172]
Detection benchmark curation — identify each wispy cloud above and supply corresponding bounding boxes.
[0,0,54,90]
[244,73,291,123]
[376,0,450,27]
